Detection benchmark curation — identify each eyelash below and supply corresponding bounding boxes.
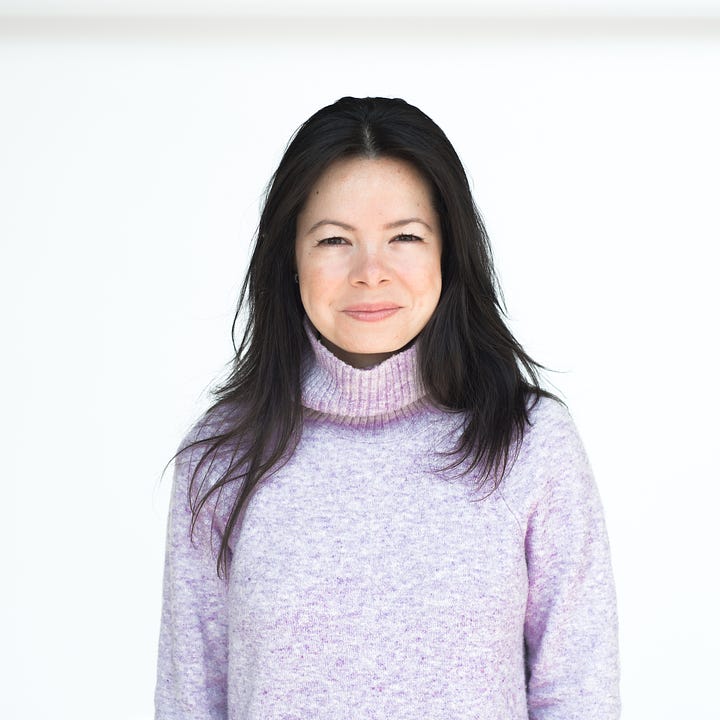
[317,236,347,246]
[316,233,422,246]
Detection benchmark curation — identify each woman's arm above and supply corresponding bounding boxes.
[154,435,230,720]
[523,413,620,720]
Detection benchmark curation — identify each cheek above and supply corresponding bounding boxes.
[299,258,345,298]
[298,267,335,319]
[414,261,443,305]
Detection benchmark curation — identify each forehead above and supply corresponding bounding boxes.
[300,156,436,218]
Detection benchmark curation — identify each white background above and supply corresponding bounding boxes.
[2,2,719,718]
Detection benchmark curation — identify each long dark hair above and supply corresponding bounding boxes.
[180,96,553,577]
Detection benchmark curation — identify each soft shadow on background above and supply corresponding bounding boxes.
[2,1,718,718]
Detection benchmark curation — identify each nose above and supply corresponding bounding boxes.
[348,246,391,287]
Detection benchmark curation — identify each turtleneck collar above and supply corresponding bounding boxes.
[301,320,428,426]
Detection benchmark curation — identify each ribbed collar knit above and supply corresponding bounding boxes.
[301,321,428,426]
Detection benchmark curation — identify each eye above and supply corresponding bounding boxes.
[392,233,422,243]
[317,236,348,246]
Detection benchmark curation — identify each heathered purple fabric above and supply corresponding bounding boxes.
[155,330,620,719]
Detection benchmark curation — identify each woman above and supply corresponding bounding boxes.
[155,97,620,719]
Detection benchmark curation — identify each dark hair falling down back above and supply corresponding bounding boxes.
[179,97,555,577]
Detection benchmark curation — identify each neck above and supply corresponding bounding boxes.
[301,321,428,427]
[317,334,395,369]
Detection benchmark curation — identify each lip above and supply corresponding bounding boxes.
[342,303,401,321]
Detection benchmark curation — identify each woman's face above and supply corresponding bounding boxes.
[295,156,442,368]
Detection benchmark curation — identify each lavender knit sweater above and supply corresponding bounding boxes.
[155,330,620,719]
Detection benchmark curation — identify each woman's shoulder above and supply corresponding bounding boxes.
[172,400,245,486]
[524,393,578,446]
[169,402,246,522]
[177,400,243,451]
[498,394,595,510]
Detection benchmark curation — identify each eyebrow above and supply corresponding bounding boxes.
[306,217,433,234]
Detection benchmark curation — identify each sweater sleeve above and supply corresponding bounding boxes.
[523,410,620,720]
[154,432,230,720]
